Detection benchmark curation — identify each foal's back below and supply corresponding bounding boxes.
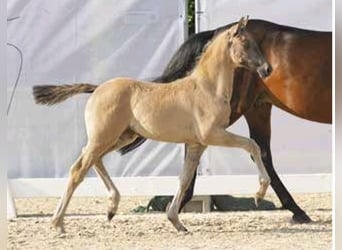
[86,76,200,143]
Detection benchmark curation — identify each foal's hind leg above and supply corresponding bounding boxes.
[93,131,139,221]
[51,129,132,232]
[167,144,206,232]
[94,160,120,221]
[200,129,271,206]
[51,146,101,233]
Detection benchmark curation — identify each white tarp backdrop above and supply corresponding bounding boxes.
[7,0,332,180]
[7,0,186,178]
[196,0,332,175]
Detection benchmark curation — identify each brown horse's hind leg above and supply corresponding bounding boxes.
[245,102,311,223]
[93,130,139,221]
[167,144,206,232]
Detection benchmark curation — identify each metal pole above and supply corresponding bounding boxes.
[195,0,201,33]
[7,183,17,219]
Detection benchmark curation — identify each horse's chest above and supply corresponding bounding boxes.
[215,99,231,126]
[196,95,231,126]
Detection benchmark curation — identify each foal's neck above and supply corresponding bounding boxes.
[191,32,235,97]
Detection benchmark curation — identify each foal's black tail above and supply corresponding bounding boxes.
[33,83,97,105]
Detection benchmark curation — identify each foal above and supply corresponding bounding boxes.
[33,16,272,233]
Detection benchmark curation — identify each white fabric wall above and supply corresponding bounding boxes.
[7,0,187,178]
[196,0,332,175]
[8,0,332,179]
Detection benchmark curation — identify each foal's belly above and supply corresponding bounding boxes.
[130,100,199,143]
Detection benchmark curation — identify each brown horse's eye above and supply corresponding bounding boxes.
[245,41,250,49]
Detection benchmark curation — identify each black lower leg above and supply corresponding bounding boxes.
[245,103,311,223]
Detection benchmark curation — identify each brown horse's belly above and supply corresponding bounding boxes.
[264,77,332,123]
[263,30,332,123]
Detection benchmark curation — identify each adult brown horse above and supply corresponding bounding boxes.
[120,19,332,223]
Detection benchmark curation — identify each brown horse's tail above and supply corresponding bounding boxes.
[32,83,98,105]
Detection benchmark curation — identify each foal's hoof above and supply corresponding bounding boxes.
[55,227,66,235]
[177,225,188,233]
[292,212,312,224]
[107,211,115,221]
[52,223,65,235]
[51,219,65,234]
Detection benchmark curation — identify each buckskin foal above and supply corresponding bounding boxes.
[33,16,272,233]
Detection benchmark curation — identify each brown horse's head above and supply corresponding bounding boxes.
[228,16,272,78]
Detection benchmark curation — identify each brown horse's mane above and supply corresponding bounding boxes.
[214,19,331,36]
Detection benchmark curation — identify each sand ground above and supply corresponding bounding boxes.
[8,193,332,250]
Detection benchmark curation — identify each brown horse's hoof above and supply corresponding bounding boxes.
[107,211,115,221]
[292,212,312,224]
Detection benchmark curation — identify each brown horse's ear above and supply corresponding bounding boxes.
[233,15,249,36]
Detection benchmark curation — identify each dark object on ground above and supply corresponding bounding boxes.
[132,195,276,213]
[211,195,276,211]
[147,196,173,212]
[131,205,148,213]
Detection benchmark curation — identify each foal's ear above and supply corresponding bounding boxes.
[240,15,249,27]
[233,15,249,36]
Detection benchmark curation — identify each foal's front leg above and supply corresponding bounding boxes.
[167,144,206,232]
[200,129,271,205]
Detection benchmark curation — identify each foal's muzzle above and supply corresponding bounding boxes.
[256,63,272,79]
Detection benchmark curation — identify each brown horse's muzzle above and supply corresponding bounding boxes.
[256,63,272,79]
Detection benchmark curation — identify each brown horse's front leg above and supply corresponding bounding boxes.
[244,102,312,223]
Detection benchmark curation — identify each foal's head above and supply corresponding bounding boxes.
[227,16,272,78]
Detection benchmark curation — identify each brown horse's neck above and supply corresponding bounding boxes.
[191,31,235,97]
